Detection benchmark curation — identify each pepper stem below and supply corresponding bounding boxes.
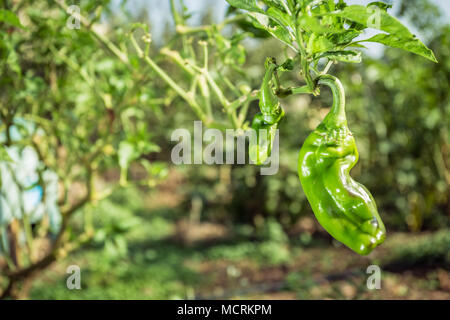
[317,75,346,126]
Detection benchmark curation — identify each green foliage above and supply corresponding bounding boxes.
[226,0,437,66]
[206,240,291,265]
[0,0,164,296]
[214,0,446,233]
[0,9,23,28]
[258,218,288,243]
[383,230,450,270]
[326,5,436,62]
[92,191,143,260]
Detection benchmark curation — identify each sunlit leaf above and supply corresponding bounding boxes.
[261,0,286,12]
[325,5,437,62]
[226,0,264,13]
[363,33,438,63]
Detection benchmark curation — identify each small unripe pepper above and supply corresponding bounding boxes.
[297,75,386,255]
[258,58,284,125]
[249,58,285,165]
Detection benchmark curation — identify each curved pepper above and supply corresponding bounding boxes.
[249,58,285,165]
[258,58,284,125]
[297,75,386,255]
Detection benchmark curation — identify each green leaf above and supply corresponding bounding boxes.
[308,35,334,54]
[248,12,293,46]
[141,160,169,183]
[346,42,367,49]
[317,50,362,63]
[325,5,437,63]
[0,10,24,28]
[327,29,361,46]
[236,16,271,38]
[267,7,290,27]
[270,25,292,46]
[278,58,294,71]
[299,15,331,34]
[367,2,393,11]
[261,0,286,12]
[326,5,411,36]
[226,0,264,13]
[228,0,295,48]
[363,33,438,63]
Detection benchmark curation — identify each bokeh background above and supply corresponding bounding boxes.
[0,0,449,299]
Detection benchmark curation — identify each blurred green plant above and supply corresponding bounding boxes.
[383,229,450,271]
[0,0,165,298]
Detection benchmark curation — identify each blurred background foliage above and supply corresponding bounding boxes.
[0,0,449,299]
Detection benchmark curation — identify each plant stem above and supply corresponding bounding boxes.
[54,0,130,66]
[292,12,316,93]
[160,48,195,76]
[321,60,334,74]
[130,33,210,124]
[317,74,346,125]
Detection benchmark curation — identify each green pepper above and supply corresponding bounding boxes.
[249,58,285,165]
[258,58,284,125]
[297,75,386,255]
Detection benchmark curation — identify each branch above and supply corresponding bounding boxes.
[0,165,95,299]
[54,0,130,65]
[129,32,213,126]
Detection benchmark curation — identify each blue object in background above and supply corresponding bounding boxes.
[0,120,61,234]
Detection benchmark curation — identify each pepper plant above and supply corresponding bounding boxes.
[222,0,436,254]
[130,0,435,254]
[0,0,439,298]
